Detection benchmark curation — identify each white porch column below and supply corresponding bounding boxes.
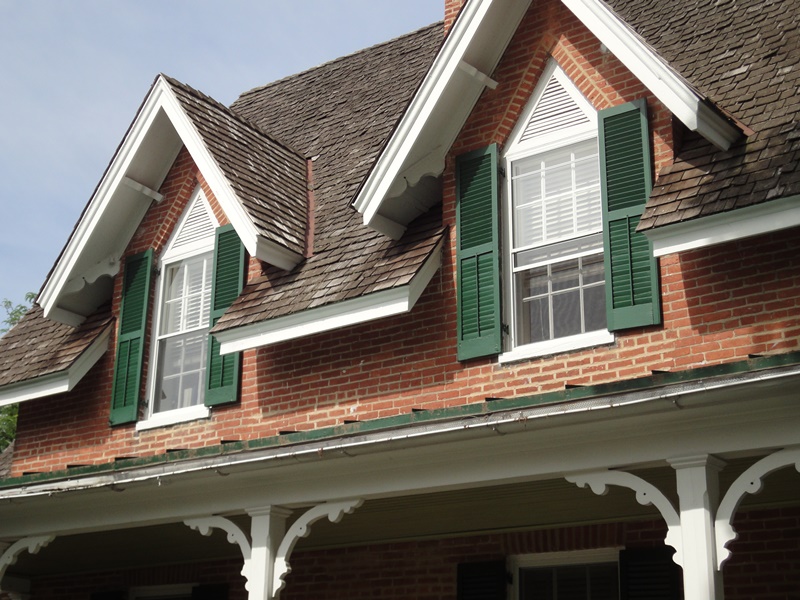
[669,455,726,600]
[247,506,292,600]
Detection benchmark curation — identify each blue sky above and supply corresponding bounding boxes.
[0,0,442,307]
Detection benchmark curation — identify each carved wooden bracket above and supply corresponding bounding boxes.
[0,535,54,585]
[566,470,683,566]
[715,446,800,569]
[185,499,363,600]
[273,499,364,596]
[185,516,253,583]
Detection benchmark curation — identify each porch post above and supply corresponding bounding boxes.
[669,455,726,600]
[247,506,292,600]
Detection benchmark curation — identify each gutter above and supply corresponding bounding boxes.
[1,353,799,500]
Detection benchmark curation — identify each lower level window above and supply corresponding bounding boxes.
[519,562,618,600]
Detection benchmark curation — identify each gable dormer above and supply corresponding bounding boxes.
[38,75,308,327]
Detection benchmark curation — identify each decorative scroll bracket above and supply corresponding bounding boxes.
[272,499,364,597]
[185,516,253,583]
[0,535,54,587]
[715,446,800,569]
[566,470,683,566]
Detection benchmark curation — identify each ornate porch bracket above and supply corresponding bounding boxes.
[185,498,363,600]
[272,498,364,596]
[0,535,54,586]
[566,470,683,566]
[185,516,253,582]
[715,446,800,569]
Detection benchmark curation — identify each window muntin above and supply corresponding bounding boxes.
[153,253,212,413]
[519,562,619,600]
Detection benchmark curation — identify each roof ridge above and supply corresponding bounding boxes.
[233,21,443,105]
[161,74,308,161]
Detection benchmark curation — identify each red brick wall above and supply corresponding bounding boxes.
[9,0,800,475]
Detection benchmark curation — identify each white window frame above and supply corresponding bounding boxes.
[499,60,614,364]
[137,187,219,431]
[508,548,621,600]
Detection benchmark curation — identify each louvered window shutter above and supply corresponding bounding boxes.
[456,144,502,361]
[205,225,245,406]
[599,99,661,331]
[619,548,681,600]
[457,561,506,600]
[109,250,153,425]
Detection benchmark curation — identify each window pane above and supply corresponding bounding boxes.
[154,252,212,415]
[555,566,588,600]
[553,289,582,338]
[519,563,618,600]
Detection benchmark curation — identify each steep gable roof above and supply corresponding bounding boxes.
[352,0,743,240]
[38,74,308,328]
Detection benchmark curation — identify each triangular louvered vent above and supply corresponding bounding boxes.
[171,194,216,250]
[520,74,590,142]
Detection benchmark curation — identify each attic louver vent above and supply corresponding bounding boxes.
[520,75,590,142]
[172,195,217,250]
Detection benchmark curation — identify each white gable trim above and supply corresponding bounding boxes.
[39,76,300,326]
[0,325,111,407]
[560,0,739,151]
[646,195,800,256]
[216,240,443,354]
[352,0,532,239]
[353,0,741,238]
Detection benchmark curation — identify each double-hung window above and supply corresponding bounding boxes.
[502,62,613,360]
[143,188,219,428]
[455,60,661,362]
[109,186,246,427]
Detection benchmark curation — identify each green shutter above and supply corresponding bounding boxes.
[457,561,506,600]
[599,99,661,331]
[620,548,681,600]
[456,144,502,361]
[109,250,153,425]
[205,225,245,407]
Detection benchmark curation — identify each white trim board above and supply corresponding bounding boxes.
[38,75,301,326]
[0,326,111,407]
[216,240,443,354]
[352,0,741,239]
[646,195,800,256]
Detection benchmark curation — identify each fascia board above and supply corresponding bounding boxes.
[0,325,111,407]
[559,0,740,150]
[646,195,800,256]
[216,240,443,354]
[38,83,171,323]
[352,0,500,234]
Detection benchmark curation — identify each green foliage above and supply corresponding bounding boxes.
[0,291,35,334]
[0,292,34,453]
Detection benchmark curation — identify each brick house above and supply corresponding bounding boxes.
[0,0,798,598]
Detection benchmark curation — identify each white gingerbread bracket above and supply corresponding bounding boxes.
[0,535,54,588]
[715,446,800,569]
[185,499,363,600]
[272,498,363,597]
[185,516,254,583]
[566,470,683,566]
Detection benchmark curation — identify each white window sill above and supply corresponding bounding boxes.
[498,329,615,364]
[135,404,210,431]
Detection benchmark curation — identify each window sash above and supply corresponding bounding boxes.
[152,252,213,414]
